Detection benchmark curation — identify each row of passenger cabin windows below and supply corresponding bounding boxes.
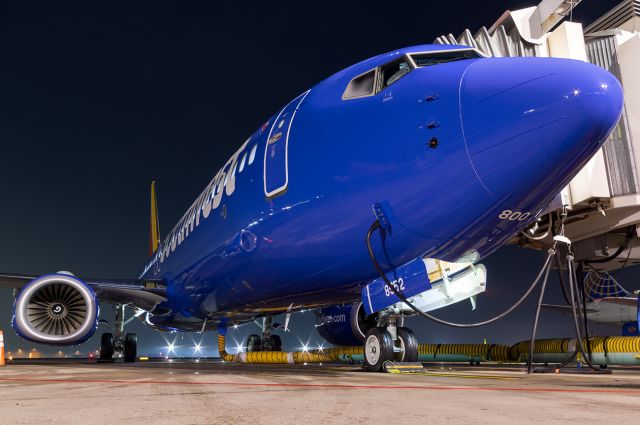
[154,139,260,266]
[223,142,258,188]
[342,49,482,100]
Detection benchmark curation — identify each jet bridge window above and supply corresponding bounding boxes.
[378,57,412,90]
[410,50,481,67]
[342,69,376,100]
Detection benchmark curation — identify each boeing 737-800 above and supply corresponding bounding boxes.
[0,44,624,371]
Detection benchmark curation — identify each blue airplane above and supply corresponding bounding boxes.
[0,44,624,371]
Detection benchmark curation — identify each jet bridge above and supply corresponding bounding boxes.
[437,0,640,270]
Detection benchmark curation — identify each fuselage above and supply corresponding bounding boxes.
[139,44,623,332]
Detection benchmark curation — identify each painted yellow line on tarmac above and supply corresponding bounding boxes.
[419,372,516,380]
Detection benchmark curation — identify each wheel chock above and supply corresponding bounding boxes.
[382,361,424,373]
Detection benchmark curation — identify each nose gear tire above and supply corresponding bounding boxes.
[396,327,419,362]
[364,328,394,372]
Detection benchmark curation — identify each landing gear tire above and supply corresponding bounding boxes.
[269,335,282,351]
[364,328,394,372]
[247,334,262,352]
[124,333,137,363]
[396,327,418,362]
[100,333,114,362]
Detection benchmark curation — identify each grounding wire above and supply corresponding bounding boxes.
[555,251,572,305]
[567,255,601,370]
[527,246,555,373]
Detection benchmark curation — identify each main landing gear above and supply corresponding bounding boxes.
[99,304,138,363]
[245,316,283,352]
[363,316,418,372]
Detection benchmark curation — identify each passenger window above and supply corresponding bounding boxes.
[239,153,247,173]
[343,70,376,99]
[379,58,412,90]
[230,161,238,180]
[248,145,257,165]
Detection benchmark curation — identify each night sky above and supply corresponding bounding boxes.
[0,0,634,357]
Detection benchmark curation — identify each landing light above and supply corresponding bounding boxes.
[573,89,580,96]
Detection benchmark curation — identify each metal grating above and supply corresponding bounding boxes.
[585,34,639,196]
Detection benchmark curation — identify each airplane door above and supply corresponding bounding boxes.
[263,90,310,199]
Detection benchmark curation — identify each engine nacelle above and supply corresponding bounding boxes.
[315,302,402,346]
[13,274,99,345]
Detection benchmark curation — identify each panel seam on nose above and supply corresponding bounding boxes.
[458,62,493,196]
[461,73,556,109]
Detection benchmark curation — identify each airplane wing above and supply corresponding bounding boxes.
[540,303,598,314]
[599,297,639,307]
[0,272,167,312]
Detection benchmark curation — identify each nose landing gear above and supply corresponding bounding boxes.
[363,316,418,371]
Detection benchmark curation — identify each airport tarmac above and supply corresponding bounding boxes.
[1,359,639,425]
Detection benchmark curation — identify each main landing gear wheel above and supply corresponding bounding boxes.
[100,333,114,362]
[395,327,418,362]
[247,334,262,352]
[269,335,282,351]
[364,328,394,372]
[124,333,137,363]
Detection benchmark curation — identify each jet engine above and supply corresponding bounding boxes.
[315,302,402,346]
[12,274,99,345]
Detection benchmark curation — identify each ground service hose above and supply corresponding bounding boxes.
[511,337,640,366]
[217,334,363,364]
[218,334,640,366]
[418,343,512,363]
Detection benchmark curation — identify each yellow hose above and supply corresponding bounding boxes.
[217,334,363,364]
[218,334,640,366]
[418,343,512,362]
[510,337,640,364]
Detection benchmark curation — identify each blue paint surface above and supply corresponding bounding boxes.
[362,258,431,315]
[127,44,624,332]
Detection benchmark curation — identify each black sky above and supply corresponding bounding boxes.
[0,0,633,356]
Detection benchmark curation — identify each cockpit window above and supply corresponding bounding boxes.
[343,70,376,99]
[379,58,412,90]
[410,50,481,67]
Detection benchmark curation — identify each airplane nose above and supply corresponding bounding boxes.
[459,57,624,196]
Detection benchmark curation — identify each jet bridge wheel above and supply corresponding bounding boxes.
[364,328,394,372]
[124,333,137,363]
[100,333,114,362]
[396,327,418,362]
